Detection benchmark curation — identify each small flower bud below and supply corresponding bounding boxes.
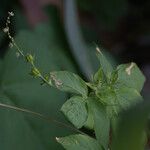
[3,27,9,33]
[26,54,34,64]
[9,42,13,48]
[40,75,49,85]
[16,52,20,58]
[30,68,41,77]
[8,11,14,16]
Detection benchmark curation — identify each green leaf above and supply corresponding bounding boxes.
[57,134,102,150]
[84,99,94,129]
[0,22,76,150]
[96,85,116,105]
[93,67,106,84]
[50,71,88,97]
[91,99,110,149]
[61,96,88,129]
[116,63,145,92]
[112,101,149,150]
[96,85,142,117]
[96,49,113,78]
[114,87,143,111]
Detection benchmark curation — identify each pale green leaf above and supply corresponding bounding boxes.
[61,96,88,129]
[50,71,88,97]
[57,134,102,150]
[116,63,145,92]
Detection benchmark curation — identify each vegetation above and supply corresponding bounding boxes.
[1,11,148,150]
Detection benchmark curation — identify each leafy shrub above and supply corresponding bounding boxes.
[1,11,147,150]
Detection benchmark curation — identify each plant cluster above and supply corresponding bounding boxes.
[3,12,146,150]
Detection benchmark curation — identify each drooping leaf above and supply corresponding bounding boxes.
[56,134,102,150]
[50,71,88,97]
[116,63,145,92]
[61,96,87,129]
[91,99,110,149]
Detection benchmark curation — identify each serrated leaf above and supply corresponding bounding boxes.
[61,96,87,129]
[116,63,145,92]
[57,134,102,150]
[96,50,113,78]
[91,99,110,149]
[50,71,88,97]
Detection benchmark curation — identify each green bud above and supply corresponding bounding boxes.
[30,67,41,77]
[26,54,34,64]
[40,75,50,85]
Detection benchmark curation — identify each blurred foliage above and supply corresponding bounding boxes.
[77,0,128,30]
[112,100,150,150]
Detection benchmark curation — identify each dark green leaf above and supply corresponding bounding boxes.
[50,71,88,97]
[112,101,149,150]
[61,96,88,129]
[57,134,102,150]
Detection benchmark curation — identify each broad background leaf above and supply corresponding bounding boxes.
[112,101,149,150]
[0,21,77,150]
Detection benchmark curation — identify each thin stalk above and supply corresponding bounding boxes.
[0,102,87,136]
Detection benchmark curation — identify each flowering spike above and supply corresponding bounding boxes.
[8,11,14,16]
